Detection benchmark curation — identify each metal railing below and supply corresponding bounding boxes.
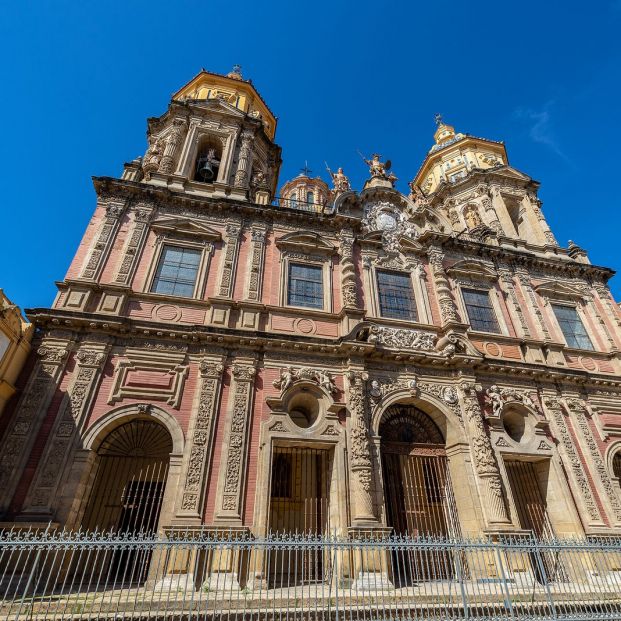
[2,529,621,620]
[272,196,329,214]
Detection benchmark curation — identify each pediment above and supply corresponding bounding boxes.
[487,165,532,183]
[188,97,247,118]
[151,218,222,240]
[276,231,337,255]
[447,259,497,281]
[534,280,587,300]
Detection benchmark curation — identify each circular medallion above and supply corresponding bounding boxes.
[154,304,181,322]
[376,211,397,231]
[579,356,597,371]
[484,342,502,357]
[294,318,316,334]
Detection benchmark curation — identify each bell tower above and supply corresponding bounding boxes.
[123,66,282,204]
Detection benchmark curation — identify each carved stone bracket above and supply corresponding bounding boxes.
[485,385,540,419]
[178,357,225,519]
[272,366,337,395]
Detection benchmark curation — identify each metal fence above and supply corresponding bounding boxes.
[2,529,621,620]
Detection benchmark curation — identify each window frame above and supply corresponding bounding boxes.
[280,255,333,313]
[366,264,432,325]
[459,286,506,335]
[286,262,325,310]
[375,269,419,322]
[145,239,213,301]
[550,302,595,351]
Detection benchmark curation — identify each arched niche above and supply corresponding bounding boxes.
[75,405,185,534]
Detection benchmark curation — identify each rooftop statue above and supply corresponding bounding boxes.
[360,152,397,187]
[325,164,351,193]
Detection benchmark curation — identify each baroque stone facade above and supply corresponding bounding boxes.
[2,67,621,563]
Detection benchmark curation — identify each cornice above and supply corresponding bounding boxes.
[24,307,621,390]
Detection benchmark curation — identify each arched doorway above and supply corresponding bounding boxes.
[79,419,173,534]
[379,404,461,583]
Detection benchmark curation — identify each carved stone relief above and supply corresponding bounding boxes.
[565,398,621,524]
[543,397,602,523]
[179,358,224,516]
[0,342,71,512]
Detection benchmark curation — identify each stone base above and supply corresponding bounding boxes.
[154,573,196,592]
[203,572,241,592]
[352,571,394,591]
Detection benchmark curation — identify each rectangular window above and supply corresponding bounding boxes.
[552,304,593,350]
[377,270,418,321]
[151,245,201,298]
[288,263,323,309]
[463,288,500,333]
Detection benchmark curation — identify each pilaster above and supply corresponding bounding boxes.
[176,356,225,522]
[459,382,511,529]
[427,245,460,326]
[213,360,256,524]
[0,338,72,515]
[20,340,110,518]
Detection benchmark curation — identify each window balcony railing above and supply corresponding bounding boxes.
[272,196,330,214]
[1,529,621,620]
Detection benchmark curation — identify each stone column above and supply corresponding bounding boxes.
[565,398,621,526]
[427,245,461,326]
[346,370,376,524]
[480,195,503,235]
[176,356,225,522]
[593,282,621,332]
[80,201,126,281]
[460,383,511,527]
[595,282,621,328]
[337,230,358,309]
[113,203,153,286]
[21,341,110,517]
[542,395,603,526]
[234,129,254,189]
[527,194,558,246]
[0,339,72,515]
[158,119,185,174]
[214,362,256,524]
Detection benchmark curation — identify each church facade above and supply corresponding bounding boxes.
[2,66,621,564]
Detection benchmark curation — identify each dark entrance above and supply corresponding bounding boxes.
[504,459,565,583]
[78,419,173,584]
[380,405,461,584]
[267,446,332,586]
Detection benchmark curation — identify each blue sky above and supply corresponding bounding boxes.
[1,1,621,307]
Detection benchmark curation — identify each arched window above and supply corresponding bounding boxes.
[194,140,222,183]
[289,192,298,208]
[306,191,314,204]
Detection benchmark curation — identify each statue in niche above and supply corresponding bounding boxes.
[464,205,483,229]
